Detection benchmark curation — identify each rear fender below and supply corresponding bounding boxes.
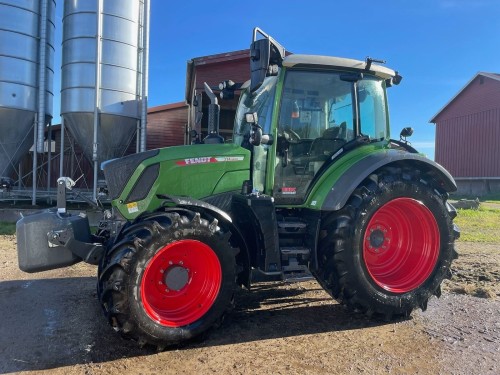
[317,150,457,211]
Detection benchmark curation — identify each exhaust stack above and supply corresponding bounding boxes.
[203,82,224,144]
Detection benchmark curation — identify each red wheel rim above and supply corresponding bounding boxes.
[140,239,222,327]
[363,198,440,293]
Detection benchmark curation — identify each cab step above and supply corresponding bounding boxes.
[282,258,314,283]
[277,220,307,234]
[280,246,310,255]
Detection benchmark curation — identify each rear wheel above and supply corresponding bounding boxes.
[315,167,459,319]
[97,210,238,348]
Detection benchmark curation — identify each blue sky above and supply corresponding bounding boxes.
[53,0,500,160]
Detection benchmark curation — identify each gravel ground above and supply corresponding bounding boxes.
[0,235,498,375]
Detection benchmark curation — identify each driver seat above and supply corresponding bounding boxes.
[308,122,347,159]
[306,122,347,173]
[291,122,347,174]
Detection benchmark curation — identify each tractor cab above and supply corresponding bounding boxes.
[233,28,400,205]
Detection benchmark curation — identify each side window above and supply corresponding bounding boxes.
[233,76,278,192]
[358,79,388,140]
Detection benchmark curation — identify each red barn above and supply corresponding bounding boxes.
[147,102,188,148]
[430,72,500,196]
[185,49,250,142]
[146,49,250,146]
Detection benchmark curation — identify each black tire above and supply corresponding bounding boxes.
[97,209,238,348]
[315,166,459,319]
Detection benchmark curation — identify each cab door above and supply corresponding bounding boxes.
[273,70,355,204]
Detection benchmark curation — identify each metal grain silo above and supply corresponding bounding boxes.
[0,0,55,178]
[61,0,149,199]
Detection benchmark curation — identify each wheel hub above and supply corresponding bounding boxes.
[366,225,391,253]
[164,265,189,291]
[369,229,385,248]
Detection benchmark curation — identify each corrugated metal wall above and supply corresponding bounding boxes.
[147,103,188,149]
[434,75,500,177]
[435,108,500,177]
[194,57,249,91]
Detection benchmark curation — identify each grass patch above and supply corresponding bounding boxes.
[454,206,500,243]
[0,221,16,235]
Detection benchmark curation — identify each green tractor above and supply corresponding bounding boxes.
[17,28,459,348]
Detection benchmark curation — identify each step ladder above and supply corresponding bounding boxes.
[278,220,314,282]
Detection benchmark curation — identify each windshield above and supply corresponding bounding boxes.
[233,76,278,147]
[278,71,388,143]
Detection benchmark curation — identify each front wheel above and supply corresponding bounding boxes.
[315,167,459,319]
[97,210,238,348]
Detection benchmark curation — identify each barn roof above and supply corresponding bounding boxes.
[430,72,500,123]
[148,102,187,114]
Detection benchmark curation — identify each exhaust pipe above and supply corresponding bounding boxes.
[203,82,224,144]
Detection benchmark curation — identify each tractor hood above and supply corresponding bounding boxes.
[103,143,251,220]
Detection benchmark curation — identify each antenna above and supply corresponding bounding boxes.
[365,56,386,70]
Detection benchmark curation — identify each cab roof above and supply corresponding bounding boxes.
[283,54,396,80]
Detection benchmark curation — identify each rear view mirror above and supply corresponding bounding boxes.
[400,127,414,139]
[250,28,285,92]
[250,39,270,93]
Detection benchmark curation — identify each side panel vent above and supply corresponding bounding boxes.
[125,163,160,203]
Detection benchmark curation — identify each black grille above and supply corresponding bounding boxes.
[103,149,159,200]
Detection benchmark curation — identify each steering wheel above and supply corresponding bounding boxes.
[283,128,301,142]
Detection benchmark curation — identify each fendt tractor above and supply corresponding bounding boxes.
[17,28,459,349]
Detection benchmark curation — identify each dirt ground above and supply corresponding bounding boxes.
[0,234,498,375]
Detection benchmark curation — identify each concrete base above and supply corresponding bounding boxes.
[454,178,500,197]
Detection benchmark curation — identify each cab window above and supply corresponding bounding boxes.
[358,78,388,140]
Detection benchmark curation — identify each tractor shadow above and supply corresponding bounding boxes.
[205,281,399,346]
[0,278,401,373]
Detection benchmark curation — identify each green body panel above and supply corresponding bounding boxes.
[291,143,387,210]
[113,144,250,220]
[264,71,285,194]
[212,170,250,194]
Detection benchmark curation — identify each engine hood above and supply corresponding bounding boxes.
[104,143,251,220]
